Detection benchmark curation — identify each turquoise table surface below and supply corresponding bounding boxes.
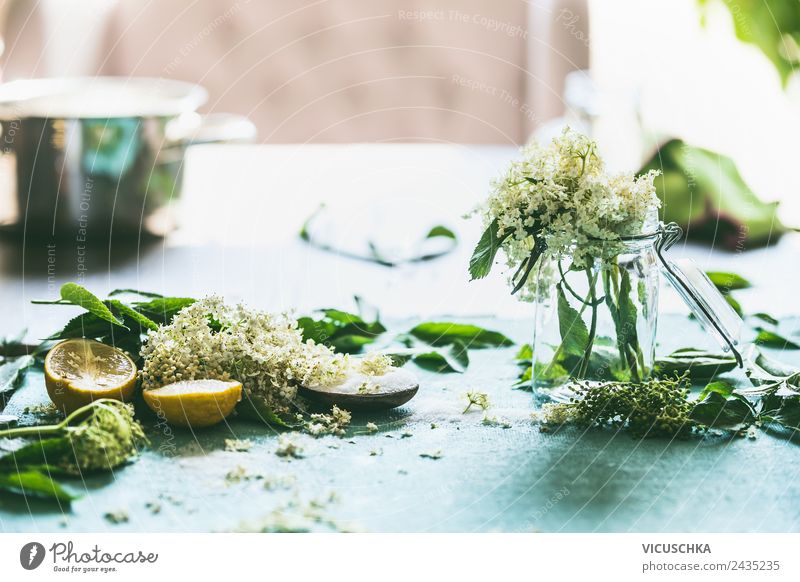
[1,145,798,533]
[2,316,798,533]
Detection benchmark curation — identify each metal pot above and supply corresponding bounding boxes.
[0,77,255,239]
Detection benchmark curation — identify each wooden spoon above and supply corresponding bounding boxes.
[299,368,419,411]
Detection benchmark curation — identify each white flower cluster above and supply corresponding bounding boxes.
[479,128,660,287]
[358,352,394,376]
[301,405,352,437]
[140,296,351,415]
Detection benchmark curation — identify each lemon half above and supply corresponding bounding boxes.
[44,338,138,413]
[142,379,242,428]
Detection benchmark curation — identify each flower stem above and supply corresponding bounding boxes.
[0,424,64,439]
[578,268,599,378]
[0,400,104,440]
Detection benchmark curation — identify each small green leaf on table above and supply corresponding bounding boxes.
[298,307,387,355]
[654,348,738,381]
[724,294,743,317]
[409,322,513,349]
[514,343,532,364]
[0,355,35,399]
[412,341,469,374]
[690,381,756,430]
[426,225,457,240]
[705,271,752,292]
[760,391,800,433]
[755,328,800,350]
[753,312,780,326]
[0,467,76,502]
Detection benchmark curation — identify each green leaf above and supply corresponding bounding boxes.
[469,219,510,280]
[556,285,589,357]
[761,393,800,433]
[386,351,415,367]
[413,341,469,373]
[51,283,126,327]
[329,335,376,354]
[108,289,164,298]
[515,343,532,363]
[298,205,324,242]
[99,333,144,361]
[705,271,752,292]
[426,225,457,240]
[617,269,639,347]
[654,348,738,381]
[559,343,621,382]
[702,0,800,87]
[236,395,294,429]
[691,381,756,430]
[106,300,159,332]
[408,322,513,348]
[752,350,797,379]
[724,294,743,317]
[297,317,336,345]
[298,307,387,354]
[533,360,569,383]
[0,467,76,502]
[319,309,365,326]
[131,297,195,325]
[755,328,800,350]
[753,312,780,326]
[0,355,34,397]
[697,380,735,400]
[0,437,72,467]
[513,365,533,390]
[47,313,116,340]
[641,140,786,249]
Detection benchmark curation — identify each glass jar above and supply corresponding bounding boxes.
[527,217,749,402]
[530,220,661,401]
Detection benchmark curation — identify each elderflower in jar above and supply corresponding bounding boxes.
[469,128,666,399]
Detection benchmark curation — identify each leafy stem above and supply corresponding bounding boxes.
[578,268,599,378]
[558,260,604,307]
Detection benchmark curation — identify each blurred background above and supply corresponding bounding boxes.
[0,0,798,323]
[1,0,797,220]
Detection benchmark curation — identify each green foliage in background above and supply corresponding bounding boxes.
[640,139,787,250]
[700,0,800,86]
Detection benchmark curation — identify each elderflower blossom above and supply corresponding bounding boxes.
[531,403,576,426]
[358,352,394,376]
[463,391,491,413]
[476,127,660,296]
[301,405,352,437]
[140,296,350,415]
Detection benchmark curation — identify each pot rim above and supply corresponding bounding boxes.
[0,76,208,120]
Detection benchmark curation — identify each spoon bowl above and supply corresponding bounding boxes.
[299,368,419,412]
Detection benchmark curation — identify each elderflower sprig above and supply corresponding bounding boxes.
[470,127,660,298]
[140,296,351,416]
[534,377,695,438]
[0,399,147,473]
[463,391,490,414]
[140,298,398,419]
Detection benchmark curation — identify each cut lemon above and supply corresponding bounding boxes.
[44,338,138,413]
[142,379,242,428]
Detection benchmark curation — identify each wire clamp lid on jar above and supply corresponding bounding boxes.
[654,221,746,368]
